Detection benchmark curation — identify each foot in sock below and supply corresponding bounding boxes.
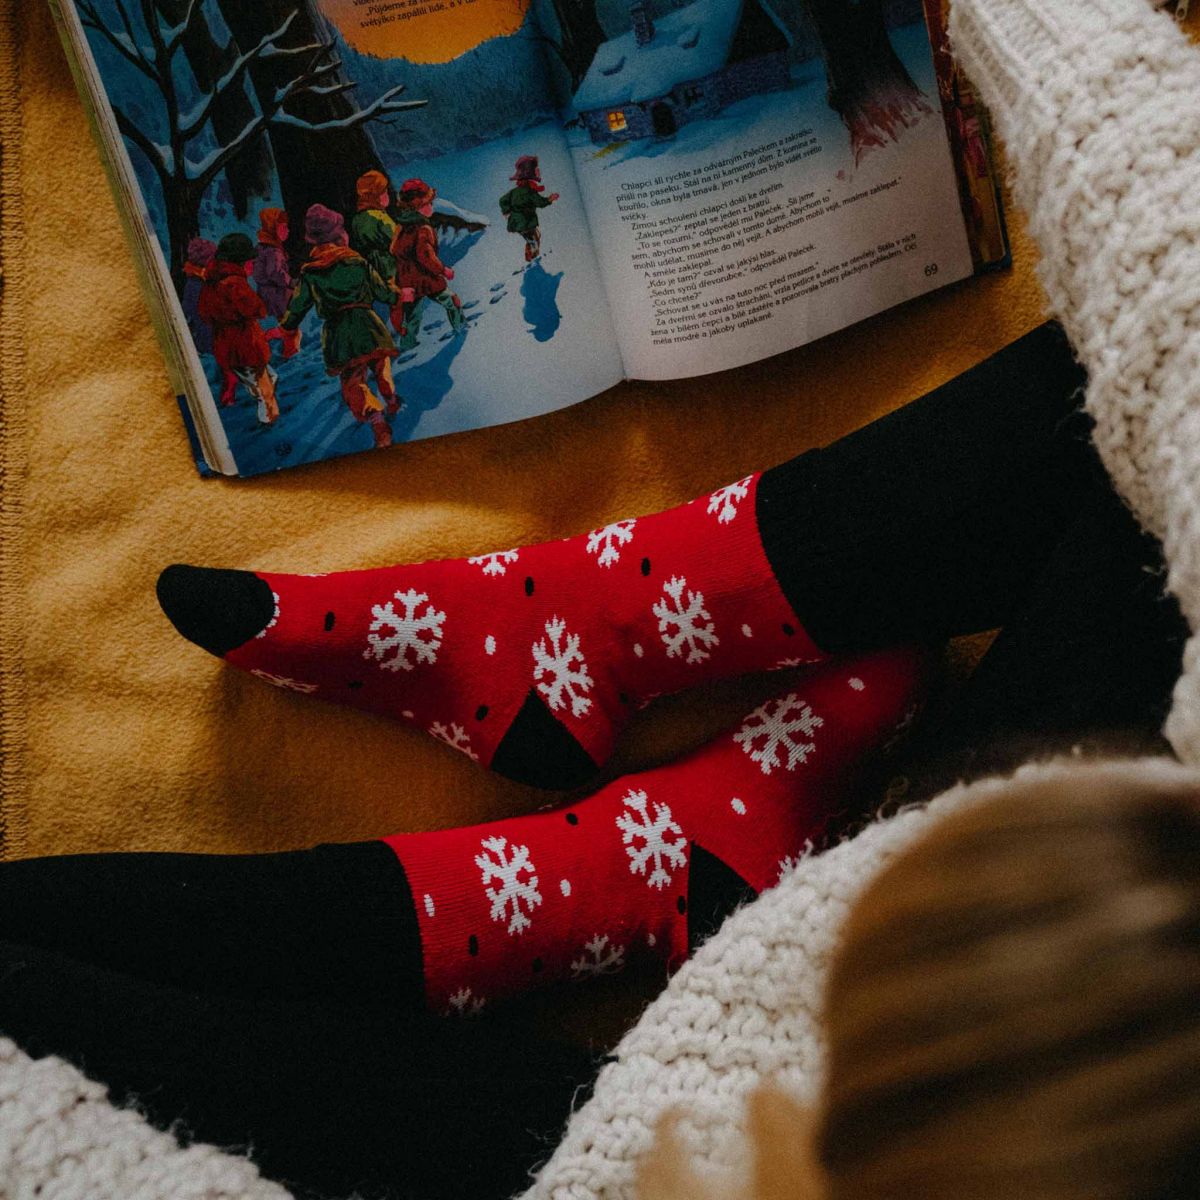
[387,646,926,1013]
[158,470,824,789]
[0,649,926,1017]
[157,323,1091,790]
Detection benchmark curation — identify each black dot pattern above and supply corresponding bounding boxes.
[782,622,796,636]
[468,935,479,957]
[676,896,688,915]
[641,557,651,576]
[565,813,579,826]
[532,957,544,974]
[524,576,535,596]
[475,705,489,721]
[324,611,336,632]
[347,681,364,690]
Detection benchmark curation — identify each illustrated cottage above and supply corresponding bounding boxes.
[573,0,793,145]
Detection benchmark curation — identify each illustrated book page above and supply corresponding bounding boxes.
[541,0,979,380]
[50,0,624,476]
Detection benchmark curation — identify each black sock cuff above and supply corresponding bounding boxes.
[756,322,1097,651]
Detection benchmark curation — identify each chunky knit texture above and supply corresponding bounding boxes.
[521,758,1200,1200]
[946,0,1200,763]
[0,1036,288,1200]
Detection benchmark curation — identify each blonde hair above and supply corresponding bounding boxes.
[641,762,1200,1200]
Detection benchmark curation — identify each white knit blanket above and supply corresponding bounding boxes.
[4,0,1200,1196]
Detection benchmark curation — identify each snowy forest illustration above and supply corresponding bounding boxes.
[75,0,942,473]
[75,0,618,473]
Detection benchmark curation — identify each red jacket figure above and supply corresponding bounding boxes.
[198,232,279,423]
[388,178,466,351]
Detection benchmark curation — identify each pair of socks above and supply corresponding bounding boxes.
[150,322,1094,1010]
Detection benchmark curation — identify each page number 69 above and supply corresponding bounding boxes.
[924,262,939,277]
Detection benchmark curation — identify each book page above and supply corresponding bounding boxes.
[537,0,974,380]
[58,0,623,475]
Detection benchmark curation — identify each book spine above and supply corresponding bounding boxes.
[920,0,1012,274]
[43,0,234,476]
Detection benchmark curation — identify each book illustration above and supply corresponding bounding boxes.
[549,0,975,379]
[71,0,622,474]
[572,0,793,146]
[499,156,561,266]
[54,0,1001,474]
[549,0,934,167]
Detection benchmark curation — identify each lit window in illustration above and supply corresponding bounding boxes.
[608,110,628,132]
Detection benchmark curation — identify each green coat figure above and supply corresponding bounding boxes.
[351,171,400,283]
[350,207,399,283]
[281,204,400,450]
[499,155,560,263]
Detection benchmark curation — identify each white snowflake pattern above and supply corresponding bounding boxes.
[468,549,520,577]
[364,588,445,673]
[475,835,543,935]
[616,789,688,890]
[429,721,480,762]
[772,657,806,671]
[532,616,593,717]
[734,694,824,775]
[653,576,719,665]
[570,934,626,979]
[585,519,637,568]
[706,476,752,524]
[250,669,318,694]
[445,987,486,1017]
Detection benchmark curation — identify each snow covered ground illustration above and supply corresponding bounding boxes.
[567,22,927,174]
[204,124,621,476]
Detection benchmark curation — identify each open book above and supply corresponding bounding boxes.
[50,0,1007,477]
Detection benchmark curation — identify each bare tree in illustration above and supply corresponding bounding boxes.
[528,0,608,91]
[803,0,931,163]
[77,0,427,292]
[153,0,273,218]
[214,0,423,249]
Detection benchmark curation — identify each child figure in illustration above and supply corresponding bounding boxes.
[181,237,216,356]
[197,232,279,426]
[281,204,400,450]
[350,170,399,284]
[388,177,466,352]
[254,207,302,359]
[499,155,559,264]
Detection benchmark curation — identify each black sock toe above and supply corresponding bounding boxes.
[156,564,278,657]
[490,689,600,790]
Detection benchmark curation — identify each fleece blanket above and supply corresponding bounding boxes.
[0,0,1051,863]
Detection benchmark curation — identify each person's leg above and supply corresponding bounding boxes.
[392,297,424,351]
[0,649,924,1015]
[157,323,1090,789]
[434,288,466,332]
[260,365,280,423]
[219,366,238,406]
[0,938,599,1200]
[373,355,401,415]
[340,362,392,449]
[895,465,1189,802]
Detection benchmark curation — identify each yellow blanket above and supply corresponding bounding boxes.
[0,0,1055,861]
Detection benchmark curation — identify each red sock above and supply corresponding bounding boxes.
[158,474,829,789]
[383,646,926,1015]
